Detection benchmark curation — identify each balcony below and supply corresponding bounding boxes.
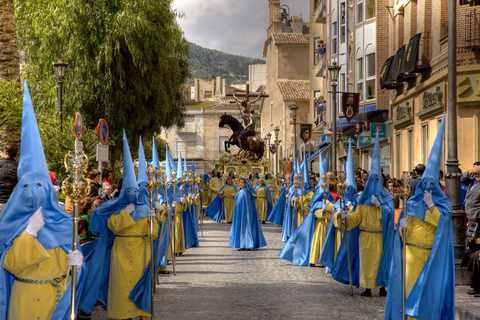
[465,9,480,50]
[314,53,326,78]
[313,104,326,133]
[314,0,326,24]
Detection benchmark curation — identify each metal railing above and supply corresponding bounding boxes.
[465,9,480,49]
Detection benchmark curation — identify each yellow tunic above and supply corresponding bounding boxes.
[346,203,383,289]
[310,202,334,265]
[3,231,68,320]
[294,191,314,228]
[255,187,268,222]
[266,178,278,205]
[106,209,159,319]
[251,177,259,189]
[172,202,186,255]
[403,208,440,298]
[221,185,237,223]
[200,180,211,209]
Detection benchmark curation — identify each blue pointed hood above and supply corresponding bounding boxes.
[302,150,314,193]
[166,147,177,172]
[310,152,334,208]
[137,136,148,184]
[356,129,390,206]
[165,148,172,179]
[0,80,72,253]
[407,113,451,220]
[176,149,183,180]
[183,155,188,173]
[345,142,358,202]
[323,151,329,173]
[122,130,139,192]
[192,160,196,173]
[152,137,159,168]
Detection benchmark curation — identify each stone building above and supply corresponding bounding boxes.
[386,1,480,178]
[262,0,313,175]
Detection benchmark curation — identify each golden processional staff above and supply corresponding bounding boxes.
[63,133,89,320]
[336,171,353,296]
[400,171,411,320]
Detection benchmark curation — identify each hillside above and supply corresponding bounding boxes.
[188,42,265,86]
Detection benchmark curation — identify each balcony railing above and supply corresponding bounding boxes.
[465,9,480,49]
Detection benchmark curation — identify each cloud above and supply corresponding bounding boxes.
[172,0,309,58]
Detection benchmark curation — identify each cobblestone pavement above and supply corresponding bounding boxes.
[90,219,386,320]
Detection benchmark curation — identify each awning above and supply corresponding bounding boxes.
[388,45,406,82]
[307,142,330,163]
[380,56,394,89]
[400,33,421,74]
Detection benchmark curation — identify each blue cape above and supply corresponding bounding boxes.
[229,180,266,249]
[267,187,286,225]
[205,182,237,223]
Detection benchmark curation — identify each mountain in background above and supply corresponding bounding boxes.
[188,42,265,86]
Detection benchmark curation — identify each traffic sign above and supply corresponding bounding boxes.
[97,119,109,144]
[370,123,386,138]
[75,112,82,140]
[343,136,356,147]
[96,144,109,162]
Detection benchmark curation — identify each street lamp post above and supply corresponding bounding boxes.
[289,104,299,169]
[328,62,341,173]
[53,60,68,131]
[274,127,280,177]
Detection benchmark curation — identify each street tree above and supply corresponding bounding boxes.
[15,0,188,169]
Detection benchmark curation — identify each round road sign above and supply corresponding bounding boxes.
[75,112,82,140]
[97,119,109,144]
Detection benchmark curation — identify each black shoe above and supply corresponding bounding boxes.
[262,221,266,224]
[361,289,372,297]
[379,288,387,297]
[467,289,480,295]
[474,293,480,297]
[77,313,91,320]
[158,270,170,274]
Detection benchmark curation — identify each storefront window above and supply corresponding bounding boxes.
[356,0,364,24]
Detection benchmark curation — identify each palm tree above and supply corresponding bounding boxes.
[0,0,20,82]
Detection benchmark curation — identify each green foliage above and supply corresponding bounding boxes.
[15,0,187,169]
[0,80,22,130]
[188,42,265,86]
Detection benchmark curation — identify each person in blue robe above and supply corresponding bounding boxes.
[78,130,156,318]
[205,175,237,223]
[0,81,84,320]
[279,153,334,266]
[229,178,267,249]
[180,156,199,250]
[385,114,454,320]
[267,182,286,225]
[254,177,274,223]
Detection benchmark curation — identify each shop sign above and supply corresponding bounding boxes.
[370,123,386,138]
[343,136,356,147]
[359,133,372,147]
[420,86,443,111]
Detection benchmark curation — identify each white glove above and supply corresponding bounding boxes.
[292,196,297,202]
[148,209,156,220]
[156,194,162,201]
[167,177,172,183]
[179,185,184,191]
[301,206,306,211]
[399,218,408,228]
[154,202,163,211]
[68,250,83,268]
[371,195,381,207]
[26,207,45,238]
[125,203,135,213]
[216,189,220,194]
[340,209,349,220]
[195,194,200,199]
[346,201,353,210]
[322,204,328,211]
[325,199,330,205]
[423,190,434,208]
[166,204,172,213]
[231,193,235,197]
[220,190,224,195]
[172,201,177,208]
[180,197,186,204]
[189,193,194,198]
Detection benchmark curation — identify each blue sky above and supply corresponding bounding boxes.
[172,0,310,59]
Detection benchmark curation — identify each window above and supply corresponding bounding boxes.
[407,128,414,170]
[219,137,229,153]
[357,58,363,100]
[340,3,346,44]
[187,141,197,158]
[204,91,212,99]
[366,0,375,19]
[365,52,375,100]
[270,102,273,125]
[421,123,429,164]
[395,133,401,179]
[356,0,363,24]
[339,73,345,114]
[331,22,337,55]
[178,116,195,132]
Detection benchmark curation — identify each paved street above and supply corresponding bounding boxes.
[90,218,386,319]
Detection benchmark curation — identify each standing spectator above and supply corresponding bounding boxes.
[113,167,123,198]
[461,162,480,187]
[102,184,114,200]
[86,169,101,197]
[464,166,480,221]
[102,170,113,189]
[49,171,57,184]
[409,163,425,197]
[0,142,18,216]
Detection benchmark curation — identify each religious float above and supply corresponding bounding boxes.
[217,150,271,179]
